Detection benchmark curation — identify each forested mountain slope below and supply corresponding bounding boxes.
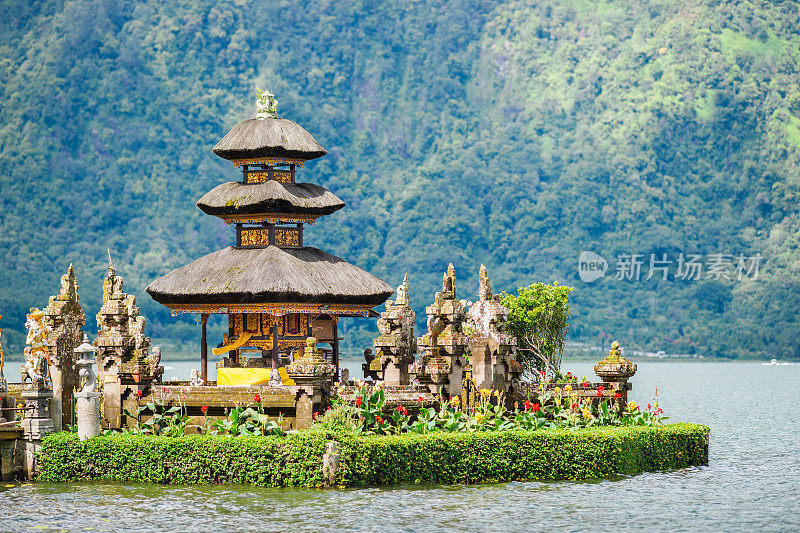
[1,0,799,359]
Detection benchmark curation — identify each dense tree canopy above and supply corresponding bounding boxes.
[1,0,799,360]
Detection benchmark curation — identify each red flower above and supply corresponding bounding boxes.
[200,405,209,414]
[596,386,604,397]
[135,390,143,398]
[613,392,622,400]
[523,400,532,411]
[375,415,383,424]
[539,371,547,378]
[254,394,261,403]
[531,403,541,412]
[417,395,424,403]
[326,406,332,411]
[647,404,652,411]
[313,412,319,418]
[395,405,407,416]
[355,396,363,406]
[657,408,663,414]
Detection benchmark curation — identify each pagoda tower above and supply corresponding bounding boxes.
[147,90,393,383]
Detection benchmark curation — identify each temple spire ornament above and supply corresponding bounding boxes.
[255,88,279,119]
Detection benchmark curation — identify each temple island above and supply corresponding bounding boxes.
[0,91,708,484]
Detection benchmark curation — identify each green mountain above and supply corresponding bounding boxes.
[1,0,799,360]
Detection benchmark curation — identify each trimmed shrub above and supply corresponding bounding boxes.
[334,424,709,486]
[38,424,709,487]
[37,432,329,487]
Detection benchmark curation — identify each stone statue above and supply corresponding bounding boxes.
[21,308,52,389]
[255,88,279,119]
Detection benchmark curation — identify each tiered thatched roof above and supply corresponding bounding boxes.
[196,181,344,217]
[212,118,326,161]
[146,246,393,306]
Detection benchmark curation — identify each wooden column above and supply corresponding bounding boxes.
[200,313,209,383]
[271,320,279,371]
[332,320,339,380]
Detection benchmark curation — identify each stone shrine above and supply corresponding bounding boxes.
[465,265,519,393]
[411,264,469,398]
[365,274,417,386]
[43,264,86,430]
[95,262,162,428]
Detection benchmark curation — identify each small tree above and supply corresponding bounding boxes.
[501,282,573,380]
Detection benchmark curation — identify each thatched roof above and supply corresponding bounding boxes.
[213,118,326,161]
[196,181,345,217]
[146,246,394,306]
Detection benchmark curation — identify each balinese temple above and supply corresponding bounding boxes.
[147,91,393,385]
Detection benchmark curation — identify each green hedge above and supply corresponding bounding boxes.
[38,424,708,487]
[37,432,329,487]
[334,424,709,486]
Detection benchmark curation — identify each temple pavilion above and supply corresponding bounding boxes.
[146,91,393,385]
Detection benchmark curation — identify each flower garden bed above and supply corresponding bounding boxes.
[37,424,709,487]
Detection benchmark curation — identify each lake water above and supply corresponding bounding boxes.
[1,360,798,532]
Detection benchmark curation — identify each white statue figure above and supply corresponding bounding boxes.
[20,308,52,388]
[189,368,203,387]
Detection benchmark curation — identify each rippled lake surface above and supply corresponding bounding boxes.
[1,360,799,532]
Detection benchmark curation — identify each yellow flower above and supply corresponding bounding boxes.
[564,384,572,392]
[475,412,484,423]
[479,388,491,398]
[628,401,638,411]
[554,387,562,396]
[582,409,593,420]
[493,390,500,398]
[449,396,461,406]
[570,391,578,400]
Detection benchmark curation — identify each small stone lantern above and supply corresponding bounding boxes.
[594,341,637,402]
[73,334,101,440]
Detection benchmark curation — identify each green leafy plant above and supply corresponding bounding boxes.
[501,282,573,379]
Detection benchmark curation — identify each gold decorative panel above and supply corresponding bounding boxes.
[245,313,260,334]
[245,170,295,184]
[275,228,300,247]
[240,228,270,246]
[247,171,270,183]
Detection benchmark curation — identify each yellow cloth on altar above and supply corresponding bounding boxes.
[217,367,296,386]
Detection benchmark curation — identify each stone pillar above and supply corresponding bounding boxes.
[74,391,101,440]
[21,388,55,480]
[74,335,100,440]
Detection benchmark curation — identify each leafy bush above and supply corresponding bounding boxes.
[37,424,709,487]
[501,282,573,378]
